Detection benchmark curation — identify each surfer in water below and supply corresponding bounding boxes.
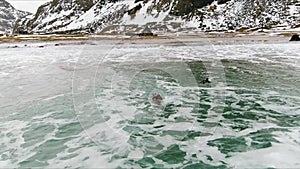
[152,94,163,103]
[201,77,211,84]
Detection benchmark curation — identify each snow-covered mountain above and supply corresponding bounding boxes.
[0,0,30,34]
[14,0,300,34]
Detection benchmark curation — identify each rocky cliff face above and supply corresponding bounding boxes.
[201,0,300,31]
[14,0,300,34]
[0,0,30,34]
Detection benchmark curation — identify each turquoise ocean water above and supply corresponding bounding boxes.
[0,41,299,168]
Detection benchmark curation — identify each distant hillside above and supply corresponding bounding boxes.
[14,0,300,34]
[0,0,30,34]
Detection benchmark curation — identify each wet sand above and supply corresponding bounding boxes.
[0,32,298,46]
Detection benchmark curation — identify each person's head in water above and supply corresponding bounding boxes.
[152,94,163,103]
[202,77,211,84]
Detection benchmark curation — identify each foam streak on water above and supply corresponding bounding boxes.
[0,41,299,168]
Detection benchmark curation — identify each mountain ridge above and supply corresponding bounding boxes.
[13,0,300,34]
[0,0,31,34]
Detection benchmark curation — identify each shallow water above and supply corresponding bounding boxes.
[0,41,300,168]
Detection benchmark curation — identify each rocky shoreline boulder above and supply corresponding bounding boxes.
[290,34,300,41]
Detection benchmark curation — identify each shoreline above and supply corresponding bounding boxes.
[0,31,299,45]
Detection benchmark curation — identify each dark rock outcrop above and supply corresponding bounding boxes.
[138,26,156,36]
[217,0,231,5]
[127,4,142,15]
[290,34,300,41]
